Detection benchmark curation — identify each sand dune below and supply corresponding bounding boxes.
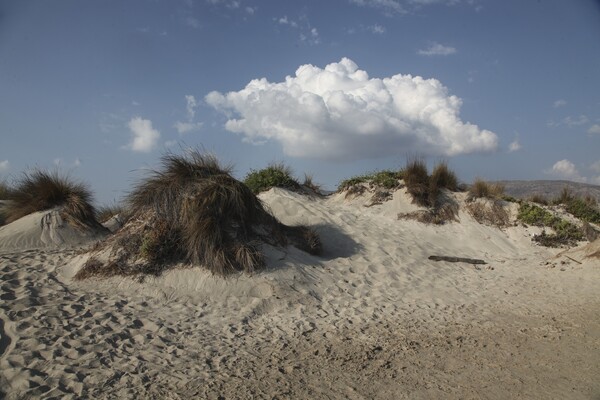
[1,187,599,399]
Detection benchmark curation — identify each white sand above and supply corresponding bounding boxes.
[1,188,599,399]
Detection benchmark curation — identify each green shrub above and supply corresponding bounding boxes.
[244,163,301,194]
[337,170,401,192]
[501,195,519,203]
[517,203,583,247]
[371,170,402,189]
[564,197,600,224]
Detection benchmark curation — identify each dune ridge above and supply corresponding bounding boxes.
[0,186,599,399]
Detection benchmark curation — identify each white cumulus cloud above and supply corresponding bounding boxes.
[418,42,457,56]
[0,160,9,173]
[127,117,161,153]
[205,58,498,161]
[546,159,586,183]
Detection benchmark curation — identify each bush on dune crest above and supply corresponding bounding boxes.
[337,170,402,193]
[76,151,322,279]
[244,163,302,194]
[3,170,103,230]
[467,179,505,200]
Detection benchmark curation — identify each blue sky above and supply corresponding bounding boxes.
[1,0,599,205]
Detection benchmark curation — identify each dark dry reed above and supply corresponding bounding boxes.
[77,151,321,279]
[468,179,504,200]
[403,158,430,206]
[4,169,102,230]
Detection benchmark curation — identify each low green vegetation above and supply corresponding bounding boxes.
[244,163,301,194]
[517,203,583,247]
[339,160,459,214]
[563,197,600,224]
[337,170,402,192]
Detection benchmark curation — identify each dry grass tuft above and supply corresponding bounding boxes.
[468,179,505,200]
[399,202,459,225]
[3,169,104,230]
[96,203,126,223]
[76,150,322,279]
[403,158,430,207]
[430,162,458,192]
[466,200,510,227]
[528,194,548,205]
[0,181,12,200]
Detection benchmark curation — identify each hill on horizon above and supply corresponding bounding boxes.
[494,180,600,202]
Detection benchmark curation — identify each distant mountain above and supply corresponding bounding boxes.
[494,180,600,202]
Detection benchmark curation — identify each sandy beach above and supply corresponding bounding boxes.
[1,187,599,399]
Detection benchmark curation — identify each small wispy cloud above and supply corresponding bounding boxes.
[126,117,161,153]
[277,15,298,28]
[588,124,600,135]
[174,95,204,134]
[418,42,457,56]
[553,99,567,108]
[349,0,407,15]
[369,24,386,34]
[0,160,10,173]
[547,115,589,128]
[185,17,201,29]
[275,15,320,45]
[174,121,204,134]
[508,139,521,153]
[185,95,198,119]
[52,158,82,168]
[245,6,256,14]
[300,27,320,45]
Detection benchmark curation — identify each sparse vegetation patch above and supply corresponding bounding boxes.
[564,197,600,224]
[337,170,402,192]
[517,203,583,247]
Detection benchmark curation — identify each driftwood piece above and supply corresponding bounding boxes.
[564,255,582,265]
[428,255,487,265]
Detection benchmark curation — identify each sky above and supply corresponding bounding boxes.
[1,0,600,205]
